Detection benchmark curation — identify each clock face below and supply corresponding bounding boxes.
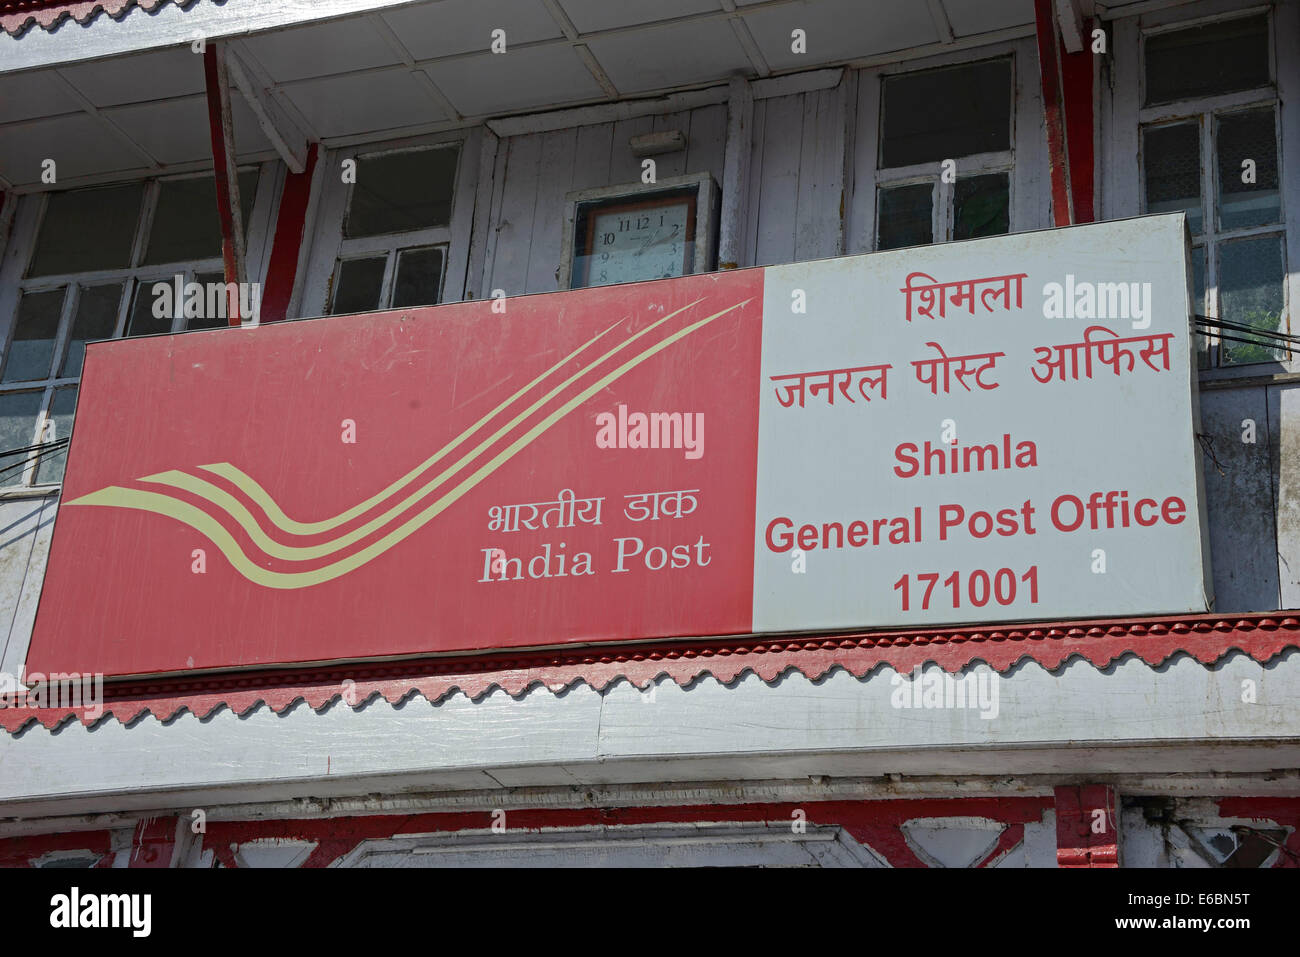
[577,198,693,288]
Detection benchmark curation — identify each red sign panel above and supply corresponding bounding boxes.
[30,271,765,677]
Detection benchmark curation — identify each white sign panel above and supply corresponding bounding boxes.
[752,214,1213,630]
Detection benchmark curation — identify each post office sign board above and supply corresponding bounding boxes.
[28,214,1211,677]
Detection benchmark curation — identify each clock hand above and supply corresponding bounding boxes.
[633,228,663,256]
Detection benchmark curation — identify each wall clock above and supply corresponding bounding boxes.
[559,173,718,290]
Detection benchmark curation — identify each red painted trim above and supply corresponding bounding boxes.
[197,797,1055,868]
[0,829,113,868]
[0,798,1054,868]
[1217,797,1300,868]
[1060,18,1097,223]
[203,44,242,326]
[1055,784,1119,867]
[1034,0,1073,226]
[4,611,1296,732]
[128,816,176,868]
[260,143,319,324]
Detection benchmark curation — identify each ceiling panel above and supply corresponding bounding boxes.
[239,17,401,84]
[58,46,205,108]
[0,113,144,186]
[743,0,938,70]
[423,44,605,116]
[558,0,721,34]
[0,69,81,124]
[106,95,274,165]
[585,19,751,94]
[942,0,1034,37]
[382,0,563,61]
[282,68,448,139]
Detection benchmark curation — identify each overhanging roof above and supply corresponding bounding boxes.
[0,0,1052,188]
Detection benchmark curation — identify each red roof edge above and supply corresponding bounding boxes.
[3,610,1297,733]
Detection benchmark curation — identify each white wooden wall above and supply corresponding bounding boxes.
[743,85,851,267]
[479,103,728,299]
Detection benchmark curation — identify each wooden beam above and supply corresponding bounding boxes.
[717,76,754,270]
[464,128,500,303]
[203,43,247,326]
[486,88,725,138]
[925,0,955,44]
[1054,0,1086,54]
[1033,0,1073,227]
[225,46,309,175]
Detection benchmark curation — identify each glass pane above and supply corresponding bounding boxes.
[953,173,1009,240]
[27,183,144,277]
[61,283,122,377]
[330,257,387,314]
[143,170,259,266]
[1143,123,1202,235]
[36,386,77,484]
[2,288,65,382]
[1219,235,1286,364]
[877,184,932,251]
[126,279,175,337]
[185,271,233,330]
[344,147,459,238]
[1144,14,1270,106]
[0,391,42,487]
[391,246,444,308]
[1191,247,1208,370]
[1216,108,1280,231]
[880,59,1011,168]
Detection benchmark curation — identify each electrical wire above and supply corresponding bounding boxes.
[0,438,69,484]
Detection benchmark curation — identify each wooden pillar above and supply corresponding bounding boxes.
[1060,19,1097,224]
[203,43,247,326]
[717,76,754,270]
[1055,784,1120,867]
[1034,0,1074,227]
[1035,0,1097,226]
[260,143,320,324]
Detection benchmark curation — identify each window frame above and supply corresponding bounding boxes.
[300,129,480,318]
[0,163,278,494]
[849,36,1047,255]
[1137,9,1287,367]
[874,54,1016,249]
[1104,0,1299,378]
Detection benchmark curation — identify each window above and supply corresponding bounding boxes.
[326,146,458,314]
[0,169,261,488]
[1139,13,1288,366]
[876,57,1014,251]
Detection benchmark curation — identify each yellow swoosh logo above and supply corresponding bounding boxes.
[69,297,750,588]
[134,299,706,558]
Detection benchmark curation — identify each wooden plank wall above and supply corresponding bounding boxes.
[479,82,853,297]
[482,103,728,298]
